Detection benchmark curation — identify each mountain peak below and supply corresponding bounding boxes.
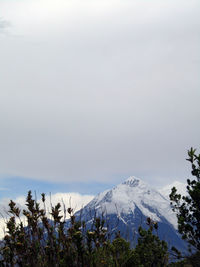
[85,176,178,227]
[122,176,144,187]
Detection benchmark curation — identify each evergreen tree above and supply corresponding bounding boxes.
[131,218,169,267]
[170,148,200,251]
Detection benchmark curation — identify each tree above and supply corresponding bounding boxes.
[131,218,169,267]
[170,147,200,251]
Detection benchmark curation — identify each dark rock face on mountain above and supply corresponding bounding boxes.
[74,177,187,252]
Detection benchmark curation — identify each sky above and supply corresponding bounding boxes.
[0,0,200,216]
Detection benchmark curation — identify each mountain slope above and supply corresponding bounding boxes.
[75,176,187,252]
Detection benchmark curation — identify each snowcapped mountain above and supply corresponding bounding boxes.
[85,176,177,227]
[75,176,187,252]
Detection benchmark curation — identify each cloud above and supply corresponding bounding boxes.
[158,181,187,200]
[0,0,199,185]
[0,191,94,238]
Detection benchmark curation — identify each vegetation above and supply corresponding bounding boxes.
[0,190,169,266]
[131,218,168,266]
[170,147,200,266]
[0,147,199,266]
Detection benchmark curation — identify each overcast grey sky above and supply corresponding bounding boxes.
[0,0,199,186]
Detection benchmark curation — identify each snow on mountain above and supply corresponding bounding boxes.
[159,181,187,200]
[74,176,187,252]
[85,176,177,228]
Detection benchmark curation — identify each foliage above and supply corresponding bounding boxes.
[0,191,170,266]
[131,218,168,267]
[170,148,200,251]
